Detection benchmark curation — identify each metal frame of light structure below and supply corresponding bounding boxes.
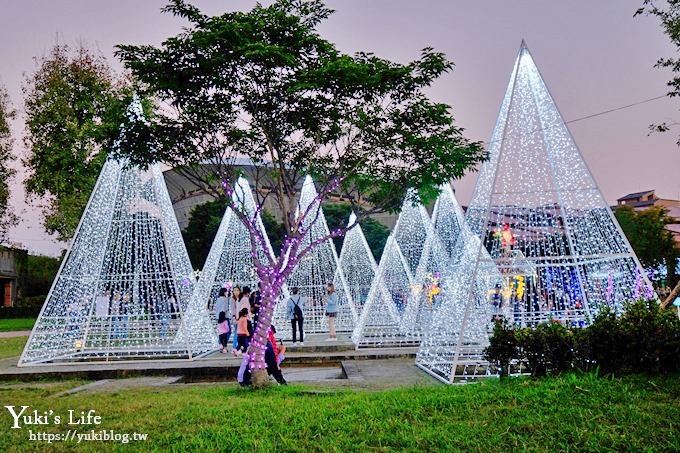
[351,234,415,347]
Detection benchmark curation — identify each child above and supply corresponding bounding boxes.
[235,308,250,356]
[217,311,230,353]
[267,325,287,367]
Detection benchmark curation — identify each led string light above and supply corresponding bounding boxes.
[416,224,504,382]
[416,43,656,383]
[392,189,430,276]
[353,188,454,348]
[398,189,452,341]
[431,184,466,257]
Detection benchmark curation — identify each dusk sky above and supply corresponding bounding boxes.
[2,0,679,256]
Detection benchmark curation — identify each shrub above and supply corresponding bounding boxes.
[483,319,518,378]
[0,306,42,319]
[486,299,680,377]
[517,322,576,377]
[581,308,626,374]
[23,254,60,297]
[619,299,680,373]
[15,295,46,307]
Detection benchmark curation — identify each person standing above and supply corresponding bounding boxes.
[168,294,179,320]
[266,325,287,384]
[217,312,231,353]
[235,308,250,355]
[120,292,131,339]
[325,283,339,341]
[95,290,110,318]
[229,286,241,352]
[111,291,122,339]
[239,286,252,318]
[250,282,262,331]
[158,292,170,337]
[286,287,305,345]
[240,287,253,336]
[214,288,230,349]
[214,288,229,320]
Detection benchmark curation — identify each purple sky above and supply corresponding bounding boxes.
[2,0,679,256]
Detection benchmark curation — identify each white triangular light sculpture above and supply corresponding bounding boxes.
[352,234,415,347]
[416,42,655,383]
[393,189,430,276]
[274,175,357,336]
[20,99,216,365]
[432,183,466,257]
[334,212,377,316]
[179,177,284,347]
[399,212,451,339]
[399,183,468,341]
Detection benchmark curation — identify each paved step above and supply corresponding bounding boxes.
[0,346,418,382]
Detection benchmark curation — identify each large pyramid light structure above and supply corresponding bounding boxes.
[274,176,357,336]
[20,100,215,365]
[416,42,653,383]
[352,234,415,347]
[335,212,377,316]
[187,177,281,327]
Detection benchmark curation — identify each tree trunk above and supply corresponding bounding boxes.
[245,277,280,389]
[251,369,270,388]
[661,280,680,310]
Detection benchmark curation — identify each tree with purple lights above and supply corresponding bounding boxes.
[114,0,484,387]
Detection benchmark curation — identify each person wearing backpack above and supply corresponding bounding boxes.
[286,287,305,345]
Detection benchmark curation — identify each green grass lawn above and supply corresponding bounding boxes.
[0,318,35,332]
[0,336,27,359]
[0,372,678,452]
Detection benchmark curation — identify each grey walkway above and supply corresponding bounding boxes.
[0,330,31,338]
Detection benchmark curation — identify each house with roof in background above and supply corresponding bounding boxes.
[616,189,680,247]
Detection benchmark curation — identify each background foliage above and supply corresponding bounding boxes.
[615,205,680,287]
[182,199,389,268]
[322,203,390,261]
[23,42,132,240]
[115,0,485,233]
[0,84,17,240]
[637,0,680,144]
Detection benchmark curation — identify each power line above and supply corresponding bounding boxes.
[483,94,670,147]
[565,94,669,125]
